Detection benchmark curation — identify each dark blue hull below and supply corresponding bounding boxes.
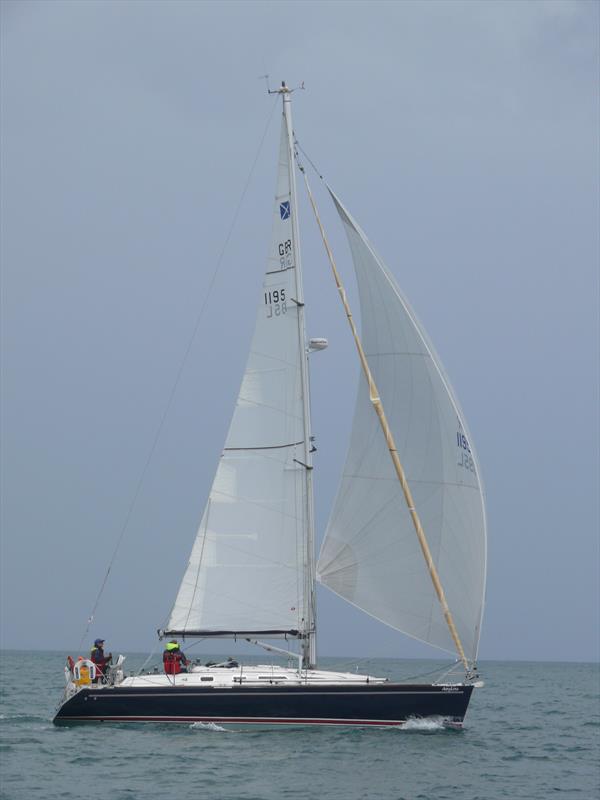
[53,683,473,727]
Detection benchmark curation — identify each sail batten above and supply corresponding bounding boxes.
[317,190,487,663]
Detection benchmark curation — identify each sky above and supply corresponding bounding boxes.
[1,0,598,664]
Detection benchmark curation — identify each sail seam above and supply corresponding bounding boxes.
[315,581,459,659]
[209,489,306,521]
[224,440,304,452]
[219,448,303,468]
[266,266,295,275]
[318,490,401,574]
[340,475,478,489]
[234,397,304,416]
[365,351,430,358]
[249,350,300,368]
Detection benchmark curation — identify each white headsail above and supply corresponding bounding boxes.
[166,113,312,639]
[317,191,487,662]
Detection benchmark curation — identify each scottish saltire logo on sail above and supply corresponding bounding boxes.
[280,201,291,220]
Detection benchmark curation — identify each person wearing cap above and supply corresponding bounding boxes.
[162,641,189,675]
[90,638,112,683]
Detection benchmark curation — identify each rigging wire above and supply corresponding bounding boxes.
[294,137,324,181]
[77,96,280,652]
[133,639,161,678]
[398,660,461,684]
[324,656,460,684]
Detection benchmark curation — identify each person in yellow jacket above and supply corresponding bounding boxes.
[162,641,189,675]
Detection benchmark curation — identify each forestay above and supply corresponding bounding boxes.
[317,192,487,662]
[166,115,309,638]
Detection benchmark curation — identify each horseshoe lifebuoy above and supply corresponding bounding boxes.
[73,659,96,684]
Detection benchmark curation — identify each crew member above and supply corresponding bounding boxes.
[162,641,189,675]
[90,638,112,683]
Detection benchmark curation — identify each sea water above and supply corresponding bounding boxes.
[0,651,598,800]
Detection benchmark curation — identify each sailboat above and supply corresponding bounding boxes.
[54,82,486,728]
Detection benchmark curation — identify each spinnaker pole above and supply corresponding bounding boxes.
[302,172,469,672]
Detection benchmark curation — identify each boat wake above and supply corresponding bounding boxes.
[189,721,230,733]
[398,717,449,732]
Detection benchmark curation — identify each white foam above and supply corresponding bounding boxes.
[399,716,446,732]
[189,721,230,732]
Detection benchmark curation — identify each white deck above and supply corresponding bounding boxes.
[116,663,388,689]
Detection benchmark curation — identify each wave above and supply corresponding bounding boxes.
[0,713,46,723]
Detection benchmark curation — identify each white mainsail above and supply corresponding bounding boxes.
[166,113,312,639]
[317,191,487,663]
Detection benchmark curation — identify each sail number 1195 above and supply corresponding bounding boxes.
[265,288,287,319]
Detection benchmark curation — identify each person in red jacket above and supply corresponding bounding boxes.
[90,638,112,683]
[162,641,189,675]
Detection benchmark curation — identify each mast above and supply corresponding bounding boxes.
[274,82,317,668]
[164,82,318,656]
